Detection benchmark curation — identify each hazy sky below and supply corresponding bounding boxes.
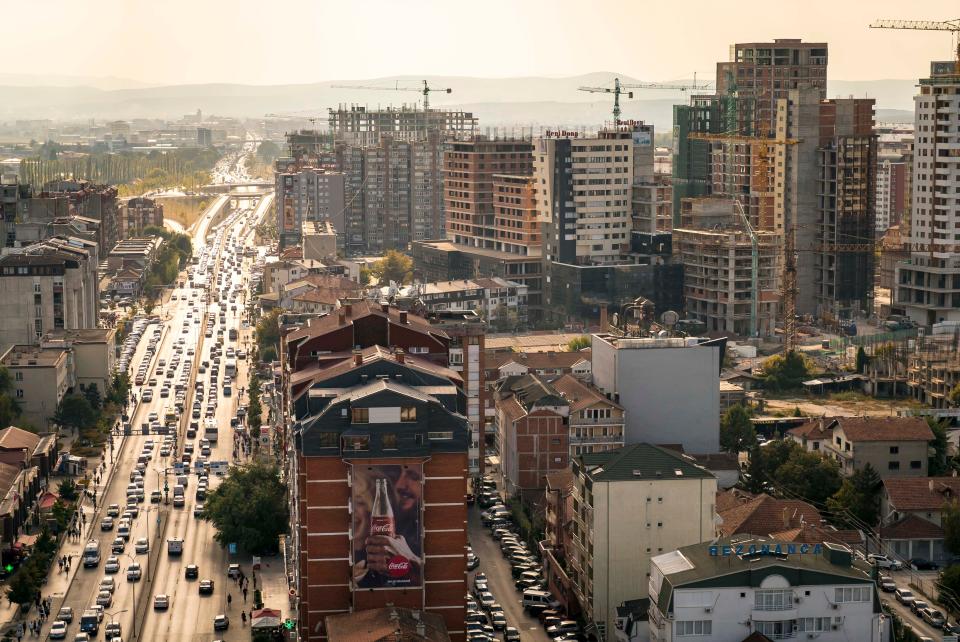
[6,0,959,85]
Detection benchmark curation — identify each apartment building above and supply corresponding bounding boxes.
[424,310,486,476]
[591,334,723,454]
[570,444,717,640]
[648,540,887,642]
[275,168,346,249]
[41,328,116,396]
[494,374,569,497]
[876,158,907,232]
[493,174,539,255]
[0,237,100,348]
[632,174,672,234]
[291,352,469,641]
[408,278,528,327]
[541,469,578,617]
[118,197,163,240]
[328,104,477,146]
[444,138,534,248]
[550,374,624,458]
[0,344,74,431]
[672,197,780,336]
[39,180,119,257]
[895,60,960,325]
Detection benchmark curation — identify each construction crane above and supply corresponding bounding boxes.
[330,79,452,111]
[732,199,760,338]
[579,76,712,124]
[870,18,960,66]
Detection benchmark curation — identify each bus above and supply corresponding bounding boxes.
[82,541,101,568]
[204,418,218,444]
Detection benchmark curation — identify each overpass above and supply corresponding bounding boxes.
[204,182,273,197]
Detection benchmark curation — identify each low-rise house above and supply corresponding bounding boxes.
[879,476,960,564]
[788,416,933,478]
[0,462,41,550]
[0,427,57,479]
[42,328,116,396]
[716,489,822,539]
[718,381,746,415]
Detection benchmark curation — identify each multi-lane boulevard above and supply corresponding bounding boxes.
[44,179,268,641]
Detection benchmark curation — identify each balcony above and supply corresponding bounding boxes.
[570,434,623,445]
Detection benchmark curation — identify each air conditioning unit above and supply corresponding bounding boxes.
[832,624,839,630]
[704,606,712,613]
[794,596,802,603]
[807,634,816,640]
[831,603,840,610]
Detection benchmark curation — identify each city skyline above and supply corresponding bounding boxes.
[4,0,958,87]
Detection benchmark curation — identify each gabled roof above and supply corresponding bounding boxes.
[831,416,933,442]
[718,493,821,538]
[879,514,944,540]
[290,346,462,392]
[788,420,831,441]
[545,468,574,492]
[883,476,960,511]
[325,607,449,642]
[0,462,20,497]
[578,443,714,482]
[550,374,620,412]
[487,349,591,372]
[498,374,566,412]
[285,301,448,344]
[770,523,862,546]
[0,427,41,453]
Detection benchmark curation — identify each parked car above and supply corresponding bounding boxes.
[546,620,580,639]
[910,558,939,571]
[912,599,929,615]
[879,577,897,592]
[868,554,904,570]
[921,607,946,628]
[895,587,916,606]
[504,627,521,642]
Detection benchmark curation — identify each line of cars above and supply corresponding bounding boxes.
[470,483,583,642]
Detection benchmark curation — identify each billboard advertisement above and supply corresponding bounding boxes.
[351,464,423,589]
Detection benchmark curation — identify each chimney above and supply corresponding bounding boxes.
[396,349,405,364]
[353,350,363,367]
[338,308,346,324]
[930,479,936,492]
[381,302,390,313]
[782,507,791,529]
[599,302,608,332]
[400,311,408,324]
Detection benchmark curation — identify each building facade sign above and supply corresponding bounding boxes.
[709,543,823,557]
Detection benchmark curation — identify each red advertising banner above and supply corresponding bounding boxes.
[351,464,423,589]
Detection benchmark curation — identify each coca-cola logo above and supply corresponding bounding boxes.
[387,555,411,578]
[370,517,394,536]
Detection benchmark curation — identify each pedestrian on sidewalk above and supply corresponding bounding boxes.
[241,610,247,625]
[227,593,232,609]
[242,586,247,602]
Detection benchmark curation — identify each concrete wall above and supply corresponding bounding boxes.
[592,476,717,634]
[592,337,720,453]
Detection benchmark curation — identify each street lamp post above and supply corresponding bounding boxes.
[104,609,127,637]
[121,553,138,640]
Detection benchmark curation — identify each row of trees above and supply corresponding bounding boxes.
[200,463,288,554]
[255,309,281,364]
[141,227,193,304]
[19,147,221,197]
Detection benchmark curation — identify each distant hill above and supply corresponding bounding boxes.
[0,73,921,131]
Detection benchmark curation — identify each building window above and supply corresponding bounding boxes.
[835,586,870,603]
[351,408,369,424]
[382,433,398,450]
[796,618,830,632]
[812,442,820,450]
[754,589,792,611]
[888,461,900,471]
[342,435,369,452]
[754,621,794,638]
[317,432,338,448]
[400,406,417,422]
[15,389,23,398]
[14,372,22,381]
[675,621,712,636]
[428,431,454,440]
[910,460,922,469]
[890,446,900,454]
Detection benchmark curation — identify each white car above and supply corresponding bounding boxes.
[869,554,904,570]
[135,537,149,554]
[49,620,68,639]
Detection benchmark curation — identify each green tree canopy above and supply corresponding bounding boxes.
[928,417,951,476]
[826,463,881,527]
[255,309,282,357]
[83,384,102,411]
[567,336,591,352]
[368,250,413,286]
[57,479,78,502]
[720,404,756,453]
[51,394,97,434]
[201,463,289,554]
[761,350,812,391]
[938,563,960,614]
[943,499,960,557]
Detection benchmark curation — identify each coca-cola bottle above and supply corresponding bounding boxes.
[370,478,395,538]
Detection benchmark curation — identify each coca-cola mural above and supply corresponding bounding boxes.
[351,464,423,589]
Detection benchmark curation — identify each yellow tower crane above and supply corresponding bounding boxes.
[870,19,960,69]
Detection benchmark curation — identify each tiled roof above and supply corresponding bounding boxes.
[833,416,933,442]
[578,443,714,482]
[324,607,449,642]
[770,523,862,546]
[550,374,620,412]
[545,468,574,492]
[718,494,822,538]
[285,301,448,344]
[487,349,591,372]
[879,514,944,540]
[883,476,960,511]
[0,427,41,453]
[788,420,831,441]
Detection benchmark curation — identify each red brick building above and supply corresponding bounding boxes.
[287,312,469,641]
[494,374,570,499]
[284,301,451,372]
[540,468,580,617]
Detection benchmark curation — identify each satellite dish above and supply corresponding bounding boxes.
[611,312,620,329]
[661,310,680,327]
